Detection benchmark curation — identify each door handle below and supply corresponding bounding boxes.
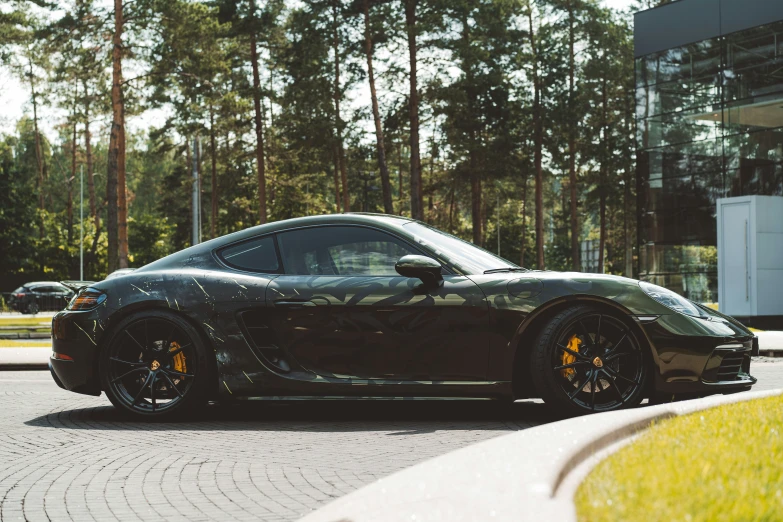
[274,300,316,309]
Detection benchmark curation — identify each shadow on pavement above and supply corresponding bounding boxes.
[24,399,561,432]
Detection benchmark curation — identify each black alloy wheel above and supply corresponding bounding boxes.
[99,311,211,419]
[531,305,648,415]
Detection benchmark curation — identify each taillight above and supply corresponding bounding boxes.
[14,293,24,298]
[51,352,74,361]
[66,288,107,311]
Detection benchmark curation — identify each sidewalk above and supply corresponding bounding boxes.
[0,348,50,370]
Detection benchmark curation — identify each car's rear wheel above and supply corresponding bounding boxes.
[99,311,211,419]
[27,301,39,315]
[531,306,648,416]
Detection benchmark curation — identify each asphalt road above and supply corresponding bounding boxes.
[1,362,781,522]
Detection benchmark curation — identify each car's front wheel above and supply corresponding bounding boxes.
[99,311,212,419]
[530,306,649,416]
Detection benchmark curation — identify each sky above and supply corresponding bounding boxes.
[0,0,639,142]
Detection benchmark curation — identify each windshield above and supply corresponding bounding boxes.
[402,222,521,274]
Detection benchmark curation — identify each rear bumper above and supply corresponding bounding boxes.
[50,310,102,396]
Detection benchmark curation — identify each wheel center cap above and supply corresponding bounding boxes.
[593,357,604,368]
[150,360,160,371]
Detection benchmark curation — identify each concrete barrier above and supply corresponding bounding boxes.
[298,389,783,522]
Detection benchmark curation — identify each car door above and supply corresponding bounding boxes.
[265,225,491,381]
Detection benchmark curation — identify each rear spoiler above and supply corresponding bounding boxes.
[60,280,97,292]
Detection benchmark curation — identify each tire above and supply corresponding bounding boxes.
[99,310,212,420]
[530,305,649,416]
[27,302,39,315]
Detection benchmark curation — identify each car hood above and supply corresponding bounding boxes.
[471,270,753,337]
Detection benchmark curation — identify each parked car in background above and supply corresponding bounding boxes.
[8,282,75,314]
[105,268,135,280]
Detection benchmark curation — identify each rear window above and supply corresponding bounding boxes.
[13,287,24,293]
[218,236,280,273]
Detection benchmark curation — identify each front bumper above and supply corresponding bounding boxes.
[641,313,757,396]
[50,310,103,396]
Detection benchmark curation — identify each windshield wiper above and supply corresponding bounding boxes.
[483,267,529,274]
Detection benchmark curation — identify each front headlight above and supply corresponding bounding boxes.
[639,281,707,318]
[67,288,107,311]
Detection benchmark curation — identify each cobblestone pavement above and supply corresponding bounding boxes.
[1,361,781,522]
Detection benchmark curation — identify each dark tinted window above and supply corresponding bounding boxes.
[218,236,279,272]
[277,226,420,276]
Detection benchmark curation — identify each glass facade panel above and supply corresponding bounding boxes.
[636,21,783,302]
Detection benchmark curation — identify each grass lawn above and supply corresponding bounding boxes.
[0,316,51,327]
[576,394,783,522]
[0,340,51,348]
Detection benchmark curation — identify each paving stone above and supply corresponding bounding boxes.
[0,363,780,522]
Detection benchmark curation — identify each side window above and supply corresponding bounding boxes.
[218,236,279,273]
[277,226,421,276]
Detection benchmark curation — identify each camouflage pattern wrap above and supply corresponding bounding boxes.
[50,213,756,402]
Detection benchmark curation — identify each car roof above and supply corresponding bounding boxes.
[26,281,65,288]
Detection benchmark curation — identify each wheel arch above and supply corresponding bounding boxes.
[96,301,219,397]
[510,295,655,399]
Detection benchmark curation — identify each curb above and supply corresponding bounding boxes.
[0,363,49,371]
[297,388,783,522]
[0,348,52,371]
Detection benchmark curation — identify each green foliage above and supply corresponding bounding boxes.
[0,0,640,289]
[128,215,174,267]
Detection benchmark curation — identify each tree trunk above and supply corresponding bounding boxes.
[404,0,423,220]
[84,83,96,223]
[106,0,124,274]
[567,1,579,271]
[471,163,482,245]
[27,54,45,244]
[363,0,393,214]
[624,85,634,278]
[527,4,545,270]
[520,174,528,267]
[458,16,482,245]
[428,135,435,211]
[84,85,99,276]
[448,177,456,233]
[117,112,128,268]
[333,144,341,212]
[250,0,267,224]
[332,1,349,213]
[398,141,404,214]
[210,105,218,239]
[598,78,608,274]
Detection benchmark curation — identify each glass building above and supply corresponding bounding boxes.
[635,0,783,303]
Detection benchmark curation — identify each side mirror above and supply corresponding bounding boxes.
[395,255,443,288]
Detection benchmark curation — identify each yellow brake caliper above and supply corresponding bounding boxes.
[169,341,187,377]
[561,334,581,379]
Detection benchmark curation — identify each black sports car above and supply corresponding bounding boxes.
[9,282,74,314]
[50,214,757,418]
